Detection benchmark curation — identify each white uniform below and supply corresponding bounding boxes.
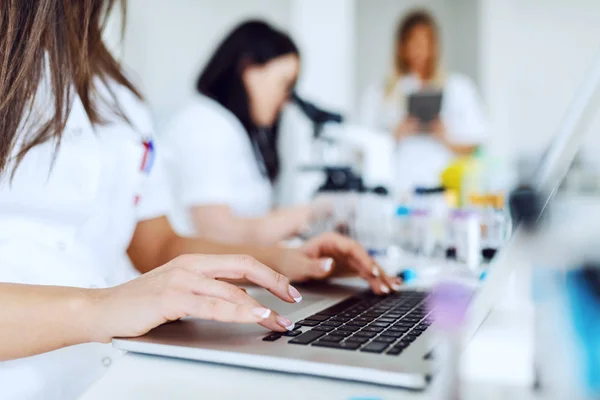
[163,95,273,236]
[360,73,488,190]
[0,81,170,400]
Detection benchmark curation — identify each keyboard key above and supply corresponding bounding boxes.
[387,347,404,356]
[355,317,376,323]
[283,330,302,337]
[346,336,370,344]
[313,341,361,351]
[394,340,412,350]
[380,331,404,338]
[289,330,325,345]
[318,297,362,316]
[385,313,403,318]
[347,321,368,327]
[388,326,410,333]
[373,336,397,343]
[354,331,377,338]
[329,316,352,323]
[306,314,331,322]
[320,335,345,343]
[337,325,360,332]
[377,318,396,323]
[394,321,414,328]
[404,334,419,342]
[363,326,384,333]
[371,322,391,328]
[262,333,282,342]
[312,325,335,332]
[361,342,391,353]
[363,312,383,318]
[333,329,352,337]
[297,320,320,327]
[321,321,343,327]
[402,317,421,323]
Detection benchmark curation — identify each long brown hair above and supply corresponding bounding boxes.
[385,9,442,97]
[0,0,141,176]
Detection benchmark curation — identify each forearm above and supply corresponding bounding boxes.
[160,235,285,274]
[129,216,287,274]
[447,143,477,156]
[192,215,279,246]
[191,207,306,246]
[437,134,478,156]
[0,284,100,361]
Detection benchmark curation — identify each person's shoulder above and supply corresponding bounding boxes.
[97,78,152,133]
[164,95,245,148]
[181,95,242,132]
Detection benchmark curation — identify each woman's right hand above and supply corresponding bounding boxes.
[394,117,420,141]
[88,254,301,343]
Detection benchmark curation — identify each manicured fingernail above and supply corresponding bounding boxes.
[321,258,334,272]
[277,316,295,331]
[253,308,271,319]
[392,283,402,291]
[381,284,391,294]
[288,285,303,303]
[372,265,380,277]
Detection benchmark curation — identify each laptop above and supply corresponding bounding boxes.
[114,51,600,389]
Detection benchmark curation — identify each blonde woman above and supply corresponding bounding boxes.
[360,10,487,191]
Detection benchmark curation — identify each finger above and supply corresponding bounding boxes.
[311,233,381,281]
[188,277,291,332]
[348,259,391,296]
[186,296,273,325]
[304,258,335,280]
[185,255,302,304]
[382,270,403,292]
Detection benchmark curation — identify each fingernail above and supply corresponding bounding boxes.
[253,308,271,319]
[391,283,402,292]
[288,285,303,303]
[321,258,334,273]
[372,265,380,277]
[277,316,295,331]
[380,284,391,294]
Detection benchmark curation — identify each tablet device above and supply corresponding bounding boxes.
[408,91,443,125]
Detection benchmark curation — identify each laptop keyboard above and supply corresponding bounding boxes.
[263,290,433,356]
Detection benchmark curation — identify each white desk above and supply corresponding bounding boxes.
[80,300,536,400]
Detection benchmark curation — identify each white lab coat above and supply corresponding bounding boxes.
[360,73,487,191]
[162,95,273,236]
[0,80,170,400]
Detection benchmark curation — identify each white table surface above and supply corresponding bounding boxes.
[80,299,536,400]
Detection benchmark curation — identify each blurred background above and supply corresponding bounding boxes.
[105,0,600,203]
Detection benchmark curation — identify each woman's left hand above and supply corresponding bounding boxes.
[430,118,450,145]
[274,232,401,295]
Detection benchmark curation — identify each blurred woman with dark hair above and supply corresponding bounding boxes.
[164,20,315,245]
[360,10,488,191]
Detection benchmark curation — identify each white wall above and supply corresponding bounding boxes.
[290,0,357,114]
[118,0,291,130]
[480,0,600,161]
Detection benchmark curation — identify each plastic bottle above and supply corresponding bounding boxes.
[395,206,411,251]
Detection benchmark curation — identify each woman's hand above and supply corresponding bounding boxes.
[273,233,401,295]
[430,118,449,145]
[394,117,420,141]
[88,254,302,343]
